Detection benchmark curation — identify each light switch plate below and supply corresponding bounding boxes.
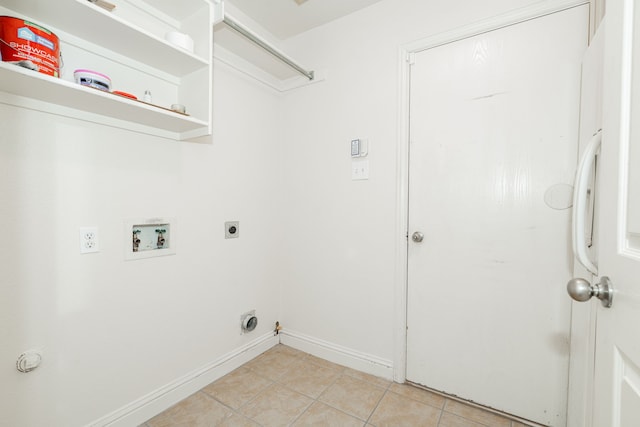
[352,159,369,180]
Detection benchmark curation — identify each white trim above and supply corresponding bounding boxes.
[279,330,393,380]
[279,70,328,92]
[394,0,590,386]
[567,292,598,427]
[403,0,589,54]
[589,0,605,39]
[88,332,278,427]
[393,45,411,383]
[618,0,634,257]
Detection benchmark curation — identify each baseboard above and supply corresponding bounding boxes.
[88,332,279,427]
[279,330,393,380]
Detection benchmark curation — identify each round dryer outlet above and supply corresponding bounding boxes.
[241,311,258,333]
[225,221,239,239]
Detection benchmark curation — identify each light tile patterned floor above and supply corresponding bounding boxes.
[141,345,533,427]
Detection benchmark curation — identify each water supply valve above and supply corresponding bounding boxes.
[132,229,141,252]
[125,219,175,260]
[156,228,166,249]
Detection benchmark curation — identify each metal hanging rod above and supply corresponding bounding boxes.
[222,15,315,81]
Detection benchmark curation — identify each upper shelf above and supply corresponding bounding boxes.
[1,0,210,77]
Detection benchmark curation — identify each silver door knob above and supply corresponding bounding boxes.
[566,276,613,308]
[411,232,424,243]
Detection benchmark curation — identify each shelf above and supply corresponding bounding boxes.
[0,0,212,140]
[73,0,210,77]
[1,0,210,77]
[0,62,208,136]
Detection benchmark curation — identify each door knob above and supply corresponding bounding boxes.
[566,276,613,308]
[411,232,424,243]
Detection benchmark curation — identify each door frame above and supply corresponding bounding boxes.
[392,0,590,400]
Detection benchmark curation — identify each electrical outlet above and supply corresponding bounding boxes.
[225,221,239,239]
[79,227,99,254]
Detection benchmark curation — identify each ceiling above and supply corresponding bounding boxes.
[226,0,385,39]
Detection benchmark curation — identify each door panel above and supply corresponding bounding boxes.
[593,0,640,425]
[406,6,588,426]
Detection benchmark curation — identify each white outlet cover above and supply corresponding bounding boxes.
[79,227,99,254]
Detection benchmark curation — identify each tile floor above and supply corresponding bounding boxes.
[142,345,533,427]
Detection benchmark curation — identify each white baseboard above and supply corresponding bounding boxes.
[88,330,392,426]
[279,330,393,380]
[88,332,278,427]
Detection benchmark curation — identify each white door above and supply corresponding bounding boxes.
[566,22,605,427]
[406,6,588,426]
[588,0,640,424]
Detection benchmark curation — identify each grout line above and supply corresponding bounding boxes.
[434,406,444,427]
[278,352,388,425]
[251,348,314,426]
[241,381,278,412]
[363,385,388,426]
[288,398,315,426]
[407,381,542,426]
[315,369,343,403]
[384,387,445,411]
[198,392,246,426]
[145,345,530,427]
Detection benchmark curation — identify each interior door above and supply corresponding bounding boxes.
[567,22,605,427]
[406,6,588,426]
[590,0,640,424]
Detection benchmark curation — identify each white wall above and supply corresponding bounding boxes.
[0,1,587,425]
[0,61,283,426]
[278,0,554,365]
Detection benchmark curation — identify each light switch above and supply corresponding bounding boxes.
[352,159,369,180]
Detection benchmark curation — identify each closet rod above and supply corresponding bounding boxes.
[223,15,315,81]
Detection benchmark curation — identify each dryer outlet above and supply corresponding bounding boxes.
[240,310,257,334]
